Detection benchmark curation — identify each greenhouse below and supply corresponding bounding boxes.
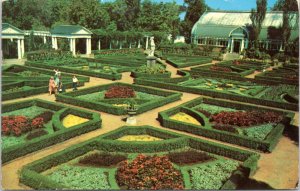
[191,11,299,53]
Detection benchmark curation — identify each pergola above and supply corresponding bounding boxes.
[50,25,92,56]
[2,23,25,59]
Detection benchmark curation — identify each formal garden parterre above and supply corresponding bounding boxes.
[158,97,294,152]
[2,65,89,100]
[2,99,102,163]
[20,126,260,190]
[56,82,182,115]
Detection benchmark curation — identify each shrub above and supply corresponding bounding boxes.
[168,150,214,165]
[2,116,30,136]
[197,109,212,118]
[31,117,44,129]
[78,153,127,167]
[116,154,184,190]
[210,111,283,127]
[26,129,48,140]
[7,67,26,73]
[210,66,232,72]
[104,86,136,99]
[136,65,166,74]
[212,124,238,133]
[35,111,54,123]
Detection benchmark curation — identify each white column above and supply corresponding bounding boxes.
[86,38,91,55]
[21,39,25,58]
[240,39,245,52]
[69,38,73,52]
[43,36,47,44]
[98,39,101,50]
[138,40,141,48]
[145,37,149,50]
[54,37,58,50]
[230,38,234,53]
[52,37,55,49]
[72,38,76,55]
[17,39,21,59]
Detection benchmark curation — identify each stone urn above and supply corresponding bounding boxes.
[125,100,138,125]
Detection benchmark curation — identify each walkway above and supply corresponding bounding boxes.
[1,58,299,190]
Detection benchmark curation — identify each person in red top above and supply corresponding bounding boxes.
[48,76,56,95]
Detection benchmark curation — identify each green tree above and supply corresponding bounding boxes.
[250,0,267,48]
[181,0,208,43]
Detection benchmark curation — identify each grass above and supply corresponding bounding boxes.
[194,103,238,114]
[238,123,275,140]
[46,164,110,190]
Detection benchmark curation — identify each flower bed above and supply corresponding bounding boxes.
[62,114,89,128]
[158,97,293,152]
[117,135,162,141]
[166,55,213,68]
[134,73,299,111]
[168,150,214,165]
[20,126,259,190]
[56,82,182,115]
[2,99,102,163]
[170,112,201,125]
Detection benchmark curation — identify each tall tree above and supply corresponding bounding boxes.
[272,0,299,11]
[181,0,208,43]
[281,0,299,51]
[250,0,267,49]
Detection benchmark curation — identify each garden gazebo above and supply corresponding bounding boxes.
[2,23,25,59]
[50,25,93,56]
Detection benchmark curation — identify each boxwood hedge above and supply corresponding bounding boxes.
[2,99,102,163]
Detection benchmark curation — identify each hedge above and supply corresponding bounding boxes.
[166,57,212,68]
[131,71,171,79]
[2,99,102,163]
[25,61,122,80]
[56,82,182,115]
[134,77,298,111]
[158,97,292,152]
[19,125,258,190]
[3,65,90,82]
[2,81,85,101]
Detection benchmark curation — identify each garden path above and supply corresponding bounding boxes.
[1,58,299,190]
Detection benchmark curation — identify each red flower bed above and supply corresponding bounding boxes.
[210,66,232,72]
[116,154,184,190]
[210,111,283,127]
[2,116,44,137]
[104,86,136,99]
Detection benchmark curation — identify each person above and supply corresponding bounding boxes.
[54,69,61,78]
[58,77,65,93]
[54,75,60,90]
[48,77,56,95]
[72,75,79,91]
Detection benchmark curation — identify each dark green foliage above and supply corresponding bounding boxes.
[26,129,49,140]
[168,150,214,165]
[212,124,238,134]
[34,111,54,123]
[78,152,127,167]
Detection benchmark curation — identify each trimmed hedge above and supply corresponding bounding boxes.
[25,61,122,80]
[131,71,171,79]
[158,97,292,152]
[2,81,85,101]
[56,82,182,115]
[20,125,258,190]
[2,99,102,163]
[166,57,212,68]
[134,76,298,111]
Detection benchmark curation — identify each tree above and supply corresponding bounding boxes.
[272,0,299,11]
[250,0,267,49]
[181,0,208,43]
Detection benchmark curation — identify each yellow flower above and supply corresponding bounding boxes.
[62,114,89,128]
[215,87,223,91]
[170,112,201,125]
[117,135,162,141]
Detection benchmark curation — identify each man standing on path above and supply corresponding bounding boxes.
[72,75,79,91]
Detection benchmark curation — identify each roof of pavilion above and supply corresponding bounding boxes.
[192,11,299,41]
[2,23,24,35]
[50,25,93,35]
